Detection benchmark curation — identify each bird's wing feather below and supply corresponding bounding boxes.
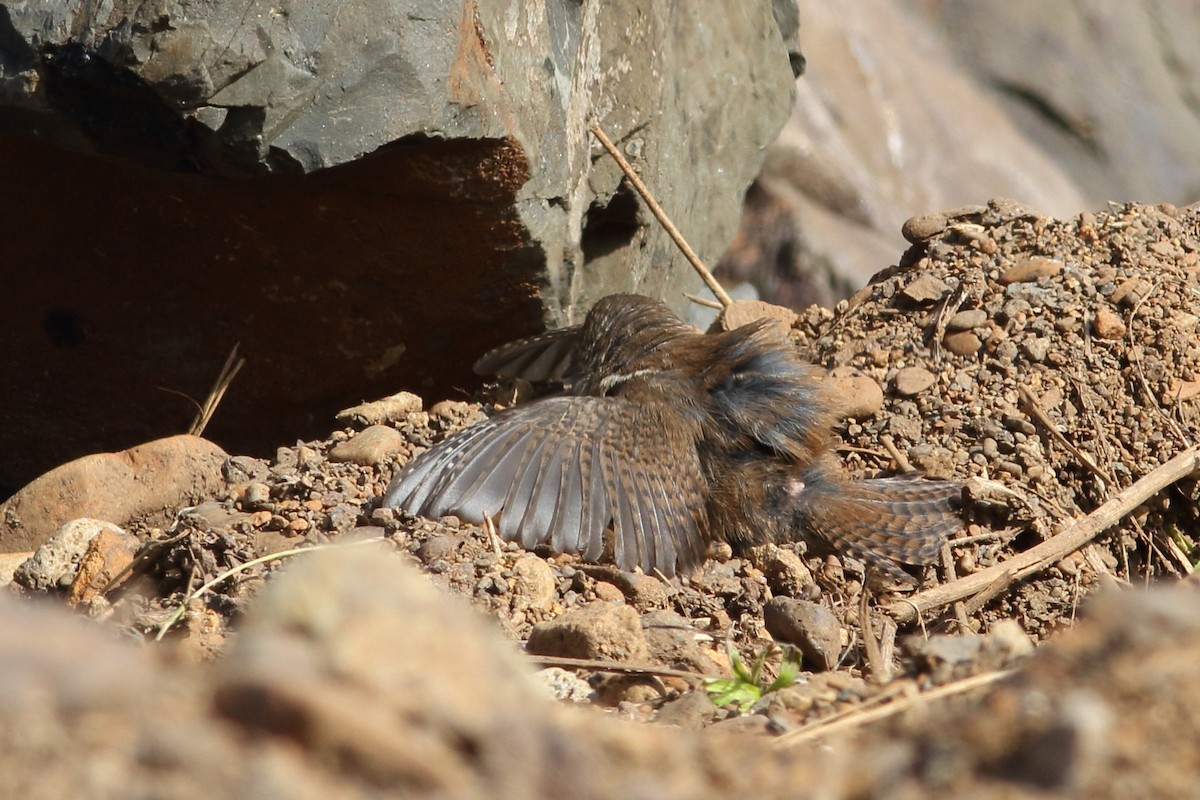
[382,396,708,576]
[473,327,581,383]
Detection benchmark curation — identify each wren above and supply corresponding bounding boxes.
[382,294,962,581]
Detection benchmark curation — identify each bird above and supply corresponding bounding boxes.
[382,294,962,582]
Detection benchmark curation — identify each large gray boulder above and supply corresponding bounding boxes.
[0,1,798,492]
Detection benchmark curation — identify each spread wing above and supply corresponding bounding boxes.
[382,396,708,576]
[473,327,581,383]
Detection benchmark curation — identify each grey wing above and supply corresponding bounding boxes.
[472,326,581,383]
[381,396,708,577]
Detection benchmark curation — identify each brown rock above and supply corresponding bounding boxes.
[592,674,665,706]
[327,425,407,466]
[584,566,671,611]
[13,518,128,592]
[526,602,651,663]
[0,435,229,554]
[1092,306,1127,340]
[944,330,984,356]
[752,545,815,598]
[656,690,718,730]
[901,274,951,303]
[641,609,723,676]
[510,554,557,613]
[999,256,1063,284]
[763,597,842,671]
[715,299,798,333]
[901,212,948,243]
[893,366,938,396]
[336,392,423,426]
[825,367,885,418]
[593,581,626,603]
[946,308,988,331]
[66,528,140,606]
[1110,277,1152,308]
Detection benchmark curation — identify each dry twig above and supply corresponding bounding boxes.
[589,123,732,308]
[774,669,1015,748]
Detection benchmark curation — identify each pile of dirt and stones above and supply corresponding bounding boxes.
[2,200,1199,798]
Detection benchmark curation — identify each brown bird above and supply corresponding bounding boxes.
[382,294,961,581]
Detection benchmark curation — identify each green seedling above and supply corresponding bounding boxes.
[705,640,802,713]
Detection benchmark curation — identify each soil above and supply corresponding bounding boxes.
[8,200,1200,798]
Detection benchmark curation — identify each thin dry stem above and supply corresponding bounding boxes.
[189,344,246,436]
[589,123,732,308]
[774,669,1015,748]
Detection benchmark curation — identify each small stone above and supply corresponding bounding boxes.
[944,330,983,356]
[1021,337,1051,363]
[592,674,664,706]
[430,400,472,420]
[893,366,937,396]
[526,602,650,662]
[715,299,797,333]
[753,545,814,597]
[656,690,717,730]
[1092,306,1126,340]
[336,391,423,426]
[243,481,272,510]
[66,528,140,606]
[901,212,948,242]
[946,308,988,331]
[999,256,1063,284]
[327,425,407,466]
[534,667,593,703]
[510,554,557,613]
[416,535,455,564]
[614,572,670,611]
[763,597,841,671]
[593,581,625,603]
[901,274,951,303]
[14,519,127,592]
[1109,277,1152,308]
[906,634,983,683]
[824,367,884,418]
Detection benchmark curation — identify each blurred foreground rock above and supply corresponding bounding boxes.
[3,543,1200,798]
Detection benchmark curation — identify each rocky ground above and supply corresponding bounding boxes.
[2,200,1199,798]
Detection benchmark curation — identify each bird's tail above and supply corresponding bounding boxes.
[781,464,963,583]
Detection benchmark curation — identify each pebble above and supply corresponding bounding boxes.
[327,425,407,466]
[510,554,557,613]
[66,528,140,606]
[715,299,797,333]
[763,597,841,671]
[1092,306,1127,339]
[13,519,127,592]
[1021,337,1051,363]
[893,366,937,396]
[526,601,651,662]
[946,308,988,331]
[944,330,983,356]
[999,256,1063,284]
[825,367,884,418]
[900,274,951,303]
[901,212,948,242]
[754,545,815,598]
[335,391,423,426]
